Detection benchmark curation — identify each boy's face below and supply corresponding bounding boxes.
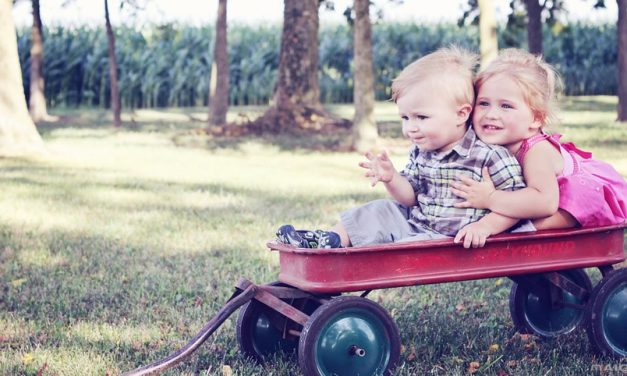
[397,81,469,153]
[472,73,542,154]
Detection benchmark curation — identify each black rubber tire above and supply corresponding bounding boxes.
[236,281,320,362]
[298,296,400,376]
[585,268,627,358]
[509,269,592,338]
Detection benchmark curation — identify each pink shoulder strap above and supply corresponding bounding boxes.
[517,131,585,176]
[515,133,550,163]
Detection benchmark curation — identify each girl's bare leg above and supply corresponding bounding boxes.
[330,222,351,247]
[532,209,578,230]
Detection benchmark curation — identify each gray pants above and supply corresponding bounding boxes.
[340,199,448,247]
[340,199,536,247]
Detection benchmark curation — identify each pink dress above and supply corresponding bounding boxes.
[516,132,627,227]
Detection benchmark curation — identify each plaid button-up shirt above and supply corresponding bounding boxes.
[400,127,525,236]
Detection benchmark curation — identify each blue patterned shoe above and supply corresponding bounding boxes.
[317,231,342,249]
[276,225,310,248]
[297,230,320,248]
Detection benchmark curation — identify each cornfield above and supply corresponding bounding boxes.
[16,22,617,109]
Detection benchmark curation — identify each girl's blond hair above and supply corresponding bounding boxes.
[391,46,478,108]
[475,48,563,127]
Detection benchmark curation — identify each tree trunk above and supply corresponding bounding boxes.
[29,0,49,122]
[618,0,627,121]
[105,0,122,127]
[525,0,543,55]
[208,0,229,126]
[0,0,45,156]
[246,0,349,134]
[478,0,498,68]
[274,0,320,110]
[227,0,351,135]
[352,0,378,152]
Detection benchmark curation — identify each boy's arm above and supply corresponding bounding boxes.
[384,172,417,207]
[454,212,519,248]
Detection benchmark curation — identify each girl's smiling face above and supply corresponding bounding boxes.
[472,73,542,154]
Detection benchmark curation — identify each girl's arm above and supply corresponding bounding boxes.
[452,141,561,219]
[454,212,520,248]
[532,209,578,230]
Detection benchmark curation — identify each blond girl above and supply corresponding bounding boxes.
[452,48,626,229]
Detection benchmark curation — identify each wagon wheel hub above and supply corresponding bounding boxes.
[349,345,367,357]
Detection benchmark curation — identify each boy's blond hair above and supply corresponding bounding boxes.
[391,46,479,108]
[475,48,562,127]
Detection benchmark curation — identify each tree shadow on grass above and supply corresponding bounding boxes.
[35,111,203,138]
[0,160,382,215]
[171,121,408,154]
[0,158,382,374]
[34,107,408,154]
[0,219,304,375]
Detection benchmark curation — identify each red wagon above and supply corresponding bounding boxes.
[125,224,627,376]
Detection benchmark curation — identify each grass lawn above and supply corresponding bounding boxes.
[1,97,626,375]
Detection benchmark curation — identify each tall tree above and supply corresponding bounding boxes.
[29,0,50,122]
[274,0,320,109]
[582,0,625,121]
[250,0,348,133]
[478,0,498,67]
[524,0,543,55]
[208,0,229,126]
[105,0,122,127]
[461,0,566,55]
[0,0,45,156]
[618,0,627,121]
[352,0,378,151]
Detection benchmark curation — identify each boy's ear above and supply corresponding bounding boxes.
[456,103,473,123]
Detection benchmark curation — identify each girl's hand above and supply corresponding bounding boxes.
[451,167,496,209]
[359,150,396,187]
[454,220,492,248]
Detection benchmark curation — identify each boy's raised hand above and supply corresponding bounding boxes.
[451,167,496,209]
[359,150,396,187]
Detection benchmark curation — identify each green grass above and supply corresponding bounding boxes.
[1,97,626,375]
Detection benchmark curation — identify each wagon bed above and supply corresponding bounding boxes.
[269,224,626,293]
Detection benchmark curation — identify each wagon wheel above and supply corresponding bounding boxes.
[236,282,320,362]
[509,269,592,338]
[298,296,400,376]
[585,268,627,358]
